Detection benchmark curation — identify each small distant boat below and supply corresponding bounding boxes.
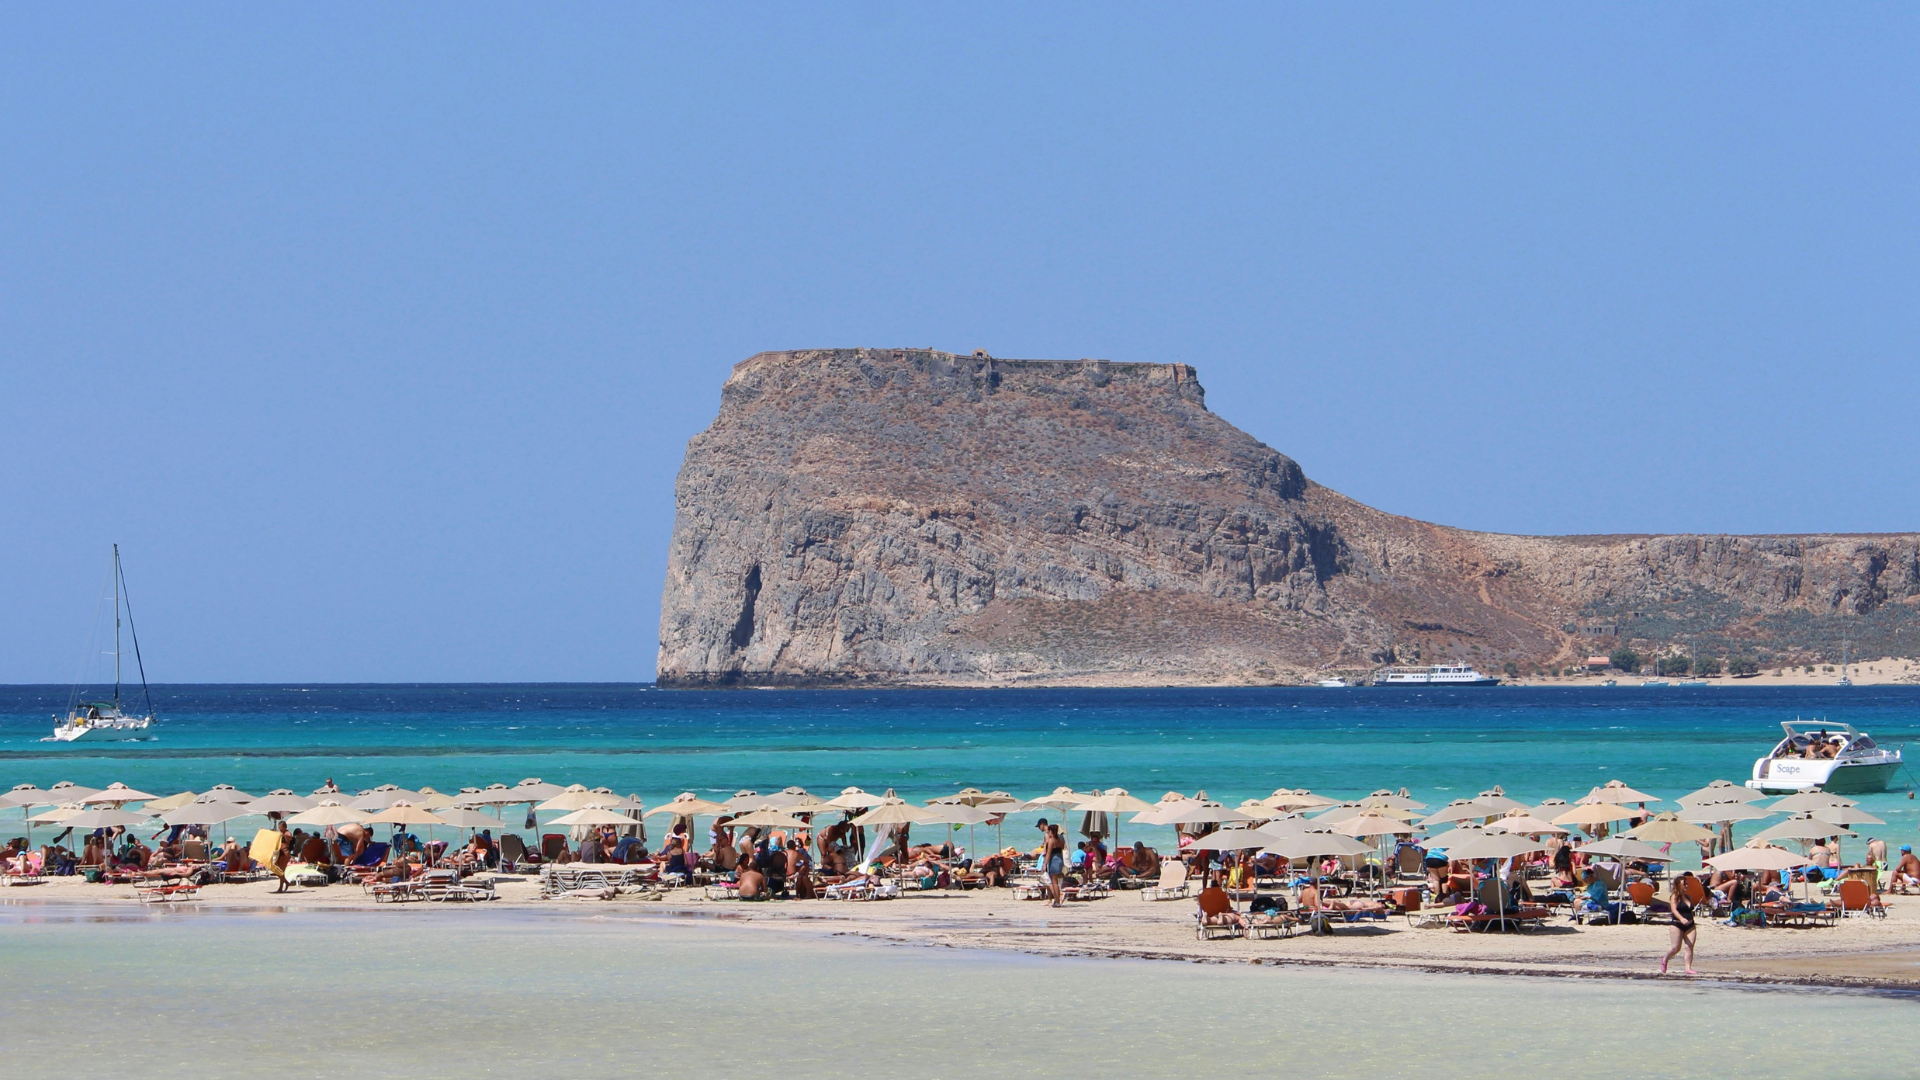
[1599,679,1617,687]
[1316,677,1351,688]
[46,545,157,743]
[1371,664,1499,686]
[1676,679,1709,687]
[1837,637,1853,687]
[1748,719,1900,794]
[1641,680,1670,688]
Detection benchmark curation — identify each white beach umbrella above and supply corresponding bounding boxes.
[159,801,251,827]
[723,806,813,830]
[1705,842,1806,873]
[1164,802,1257,826]
[1768,791,1857,814]
[248,792,318,815]
[645,794,728,818]
[1021,786,1095,813]
[761,786,815,809]
[1468,789,1530,814]
[851,799,939,827]
[53,807,151,830]
[349,786,423,812]
[1623,813,1713,843]
[1676,780,1766,806]
[537,785,621,812]
[367,801,446,827]
[1333,814,1420,838]
[81,783,158,805]
[722,790,767,812]
[511,779,565,800]
[1487,813,1569,836]
[43,781,101,803]
[1576,836,1670,862]
[288,801,368,827]
[457,784,519,807]
[1420,800,1488,826]
[0,784,48,809]
[1421,824,1491,850]
[826,786,887,810]
[1752,814,1855,844]
[1187,827,1274,852]
[1580,780,1658,806]
[434,806,505,829]
[27,804,85,824]
[1810,805,1884,828]
[547,807,643,827]
[1360,789,1427,811]
[203,784,255,804]
[1678,801,1773,824]
[1261,789,1340,811]
[1259,830,1373,861]
[1551,803,1635,827]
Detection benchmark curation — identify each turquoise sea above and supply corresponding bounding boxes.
[3,684,1917,850]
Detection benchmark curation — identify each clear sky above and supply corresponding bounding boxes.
[5,8,1918,683]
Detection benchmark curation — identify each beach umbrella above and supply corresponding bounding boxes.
[725,806,813,830]
[248,792,318,815]
[367,801,446,827]
[1022,786,1094,814]
[456,784,514,806]
[1768,791,1857,814]
[761,786,815,809]
[851,799,938,827]
[1317,802,1416,825]
[1074,788,1153,850]
[1678,801,1773,823]
[1234,800,1277,820]
[537,785,621,812]
[1468,789,1530,814]
[1129,794,1198,826]
[645,793,728,818]
[159,801,250,827]
[52,807,151,830]
[1421,824,1492,850]
[1445,831,1547,927]
[1580,781,1658,806]
[1624,813,1714,844]
[511,779,565,800]
[350,786,423,812]
[1752,814,1855,844]
[1259,830,1373,903]
[548,807,647,827]
[44,781,101,803]
[27,805,85,824]
[826,786,887,810]
[434,806,505,829]
[780,794,832,816]
[142,787,198,810]
[919,803,999,859]
[417,789,464,810]
[1164,801,1257,827]
[1551,803,1635,827]
[1333,814,1419,838]
[1420,800,1488,826]
[1705,842,1806,873]
[1677,780,1766,806]
[1576,836,1670,862]
[1487,813,1568,836]
[81,783,157,805]
[0,784,48,808]
[929,787,999,806]
[592,793,647,814]
[1262,788,1339,810]
[203,784,255,804]
[1188,827,1273,852]
[287,801,368,827]
[1526,798,1571,818]
[1810,806,1884,827]
[722,790,767,812]
[1361,789,1427,811]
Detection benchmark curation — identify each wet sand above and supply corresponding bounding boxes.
[11,875,1920,993]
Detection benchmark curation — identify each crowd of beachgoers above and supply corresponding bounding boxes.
[5,775,1914,965]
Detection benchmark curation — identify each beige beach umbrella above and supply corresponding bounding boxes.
[724,806,812,830]
[159,801,250,827]
[1677,800,1772,824]
[928,787,995,806]
[762,786,815,809]
[203,784,255,804]
[851,799,938,827]
[1262,788,1339,810]
[1021,786,1094,813]
[1075,789,1154,814]
[1446,830,1546,861]
[920,803,999,825]
[780,794,832,815]
[511,778,565,800]
[36,782,100,805]
[645,793,728,818]
[288,800,368,827]
[248,791,318,815]
[1361,789,1427,811]
[367,801,446,827]
[417,788,464,810]
[457,784,518,807]
[1810,805,1884,828]
[1576,836,1669,862]
[0,784,49,808]
[1580,781,1658,805]
[1421,824,1491,849]
[722,790,767,812]
[1677,779,1766,806]
[350,786,424,812]
[1488,812,1569,836]
[27,804,85,824]
[1420,800,1487,826]
[81,783,158,805]
[548,807,646,827]
[1752,813,1855,844]
[537,784,620,812]
[1317,802,1416,826]
[1259,829,1373,861]
[434,806,505,829]
[1705,842,1807,873]
[1164,801,1256,827]
[53,807,151,830]
[826,787,887,810]
[1129,795,1198,826]
[1526,798,1571,818]
[1624,813,1714,843]
[591,792,646,814]
[1768,791,1857,814]
[143,791,201,813]
[1234,800,1277,821]
[1188,827,1273,852]
[1333,814,1419,838]
[1468,789,1530,813]
[1552,803,1635,827]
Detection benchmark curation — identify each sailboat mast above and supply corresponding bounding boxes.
[113,544,123,710]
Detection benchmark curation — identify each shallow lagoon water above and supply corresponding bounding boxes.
[3,684,1917,851]
[1,903,1913,1079]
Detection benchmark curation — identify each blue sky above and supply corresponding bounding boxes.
[5,8,1918,682]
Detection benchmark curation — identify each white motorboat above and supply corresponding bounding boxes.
[1747,719,1901,794]
[46,545,157,744]
[1371,664,1499,687]
[1316,677,1351,688]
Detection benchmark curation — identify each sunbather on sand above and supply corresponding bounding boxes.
[1196,885,1248,930]
[1298,883,1385,914]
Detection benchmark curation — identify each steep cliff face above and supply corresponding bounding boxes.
[658,349,1920,685]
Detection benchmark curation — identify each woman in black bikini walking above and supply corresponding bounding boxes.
[1661,872,1699,975]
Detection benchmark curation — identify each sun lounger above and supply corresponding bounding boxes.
[1837,878,1887,919]
[2,853,45,886]
[1009,875,1051,900]
[1448,905,1549,932]
[1139,860,1192,902]
[136,882,200,904]
[1065,880,1111,901]
[412,868,495,902]
[1193,910,1244,939]
[1760,901,1841,928]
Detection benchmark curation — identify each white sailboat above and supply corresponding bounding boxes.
[47,545,157,743]
[1836,637,1853,687]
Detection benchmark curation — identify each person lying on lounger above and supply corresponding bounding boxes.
[1298,883,1386,914]
[1196,885,1248,930]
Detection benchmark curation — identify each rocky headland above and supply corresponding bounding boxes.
[658,348,1920,686]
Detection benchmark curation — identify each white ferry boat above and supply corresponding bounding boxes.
[1371,663,1500,687]
[1747,720,1902,794]
[46,546,157,744]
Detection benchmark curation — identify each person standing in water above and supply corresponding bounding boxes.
[1661,872,1700,975]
